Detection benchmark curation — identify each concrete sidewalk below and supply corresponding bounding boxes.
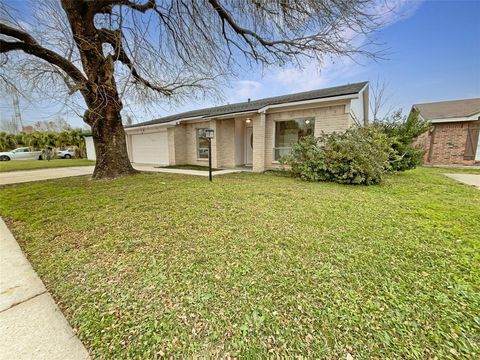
[444,174,480,189]
[133,163,247,177]
[0,218,89,360]
[0,164,246,185]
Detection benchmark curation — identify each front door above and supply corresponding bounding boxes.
[245,127,253,165]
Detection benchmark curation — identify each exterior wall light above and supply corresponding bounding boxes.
[204,128,214,139]
[305,119,311,125]
[246,118,252,124]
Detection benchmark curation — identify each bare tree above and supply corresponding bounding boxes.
[0,116,21,134]
[34,117,72,132]
[1,0,388,179]
[369,77,395,121]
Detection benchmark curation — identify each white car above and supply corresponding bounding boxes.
[57,149,75,159]
[0,147,43,161]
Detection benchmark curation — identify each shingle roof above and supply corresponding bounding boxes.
[413,98,480,120]
[127,81,368,128]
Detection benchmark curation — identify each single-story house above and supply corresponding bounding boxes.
[412,98,480,165]
[85,81,369,171]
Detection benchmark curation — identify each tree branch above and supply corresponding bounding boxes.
[0,23,87,88]
[97,28,173,96]
[96,0,156,14]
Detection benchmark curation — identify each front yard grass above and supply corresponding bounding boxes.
[0,167,479,358]
[0,158,94,172]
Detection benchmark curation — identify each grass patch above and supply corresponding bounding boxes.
[0,159,95,172]
[158,164,221,171]
[0,167,479,358]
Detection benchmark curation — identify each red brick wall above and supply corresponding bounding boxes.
[419,120,480,165]
[413,131,430,163]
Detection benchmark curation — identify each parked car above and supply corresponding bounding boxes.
[0,147,43,161]
[57,149,75,159]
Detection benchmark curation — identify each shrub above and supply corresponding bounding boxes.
[284,127,391,185]
[373,109,430,171]
[283,110,430,185]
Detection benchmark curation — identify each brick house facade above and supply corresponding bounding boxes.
[412,99,480,166]
[110,82,369,172]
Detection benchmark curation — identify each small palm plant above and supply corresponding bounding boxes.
[70,129,86,158]
[28,132,45,150]
[0,132,17,152]
[41,132,58,161]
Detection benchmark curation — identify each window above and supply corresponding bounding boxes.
[274,118,314,160]
[196,128,210,159]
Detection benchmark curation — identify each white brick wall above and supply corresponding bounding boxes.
[252,113,265,172]
[166,100,353,171]
[262,103,350,170]
[217,119,236,168]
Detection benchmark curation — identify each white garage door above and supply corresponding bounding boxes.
[131,131,169,165]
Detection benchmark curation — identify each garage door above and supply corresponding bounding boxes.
[131,131,169,165]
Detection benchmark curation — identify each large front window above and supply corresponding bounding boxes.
[197,128,209,159]
[274,118,314,160]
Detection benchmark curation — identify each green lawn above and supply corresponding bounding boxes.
[0,167,479,358]
[0,159,95,172]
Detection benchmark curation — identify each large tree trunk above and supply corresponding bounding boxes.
[61,0,138,180]
[89,107,137,180]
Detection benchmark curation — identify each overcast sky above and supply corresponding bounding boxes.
[1,0,479,128]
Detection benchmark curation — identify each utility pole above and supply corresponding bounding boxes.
[12,92,23,133]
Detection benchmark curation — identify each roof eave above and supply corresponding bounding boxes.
[430,113,480,123]
[257,93,358,113]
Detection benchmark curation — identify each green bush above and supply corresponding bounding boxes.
[373,109,430,171]
[284,127,391,185]
[283,109,431,186]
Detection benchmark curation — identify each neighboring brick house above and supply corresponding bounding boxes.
[412,98,480,165]
[84,82,369,172]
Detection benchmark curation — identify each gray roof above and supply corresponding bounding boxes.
[127,81,368,128]
[414,98,480,120]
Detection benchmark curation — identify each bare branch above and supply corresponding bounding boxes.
[96,0,156,14]
[370,77,395,121]
[0,23,87,87]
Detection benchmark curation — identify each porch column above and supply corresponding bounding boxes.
[252,112,266,172]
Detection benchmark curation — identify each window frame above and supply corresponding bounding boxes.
[273,117,315,161]
[196,128,210,160]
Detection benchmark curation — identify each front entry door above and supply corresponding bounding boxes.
[245,127,253,165]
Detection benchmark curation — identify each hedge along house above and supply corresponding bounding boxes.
[412,98,480,165]
[85,82,369,172]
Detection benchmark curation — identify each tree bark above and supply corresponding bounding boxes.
[88,107,137,180]
[59,0,137,179]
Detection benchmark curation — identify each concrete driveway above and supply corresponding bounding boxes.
[0,166,95,186]
[0,164,245,186]
[444,174,480,189]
